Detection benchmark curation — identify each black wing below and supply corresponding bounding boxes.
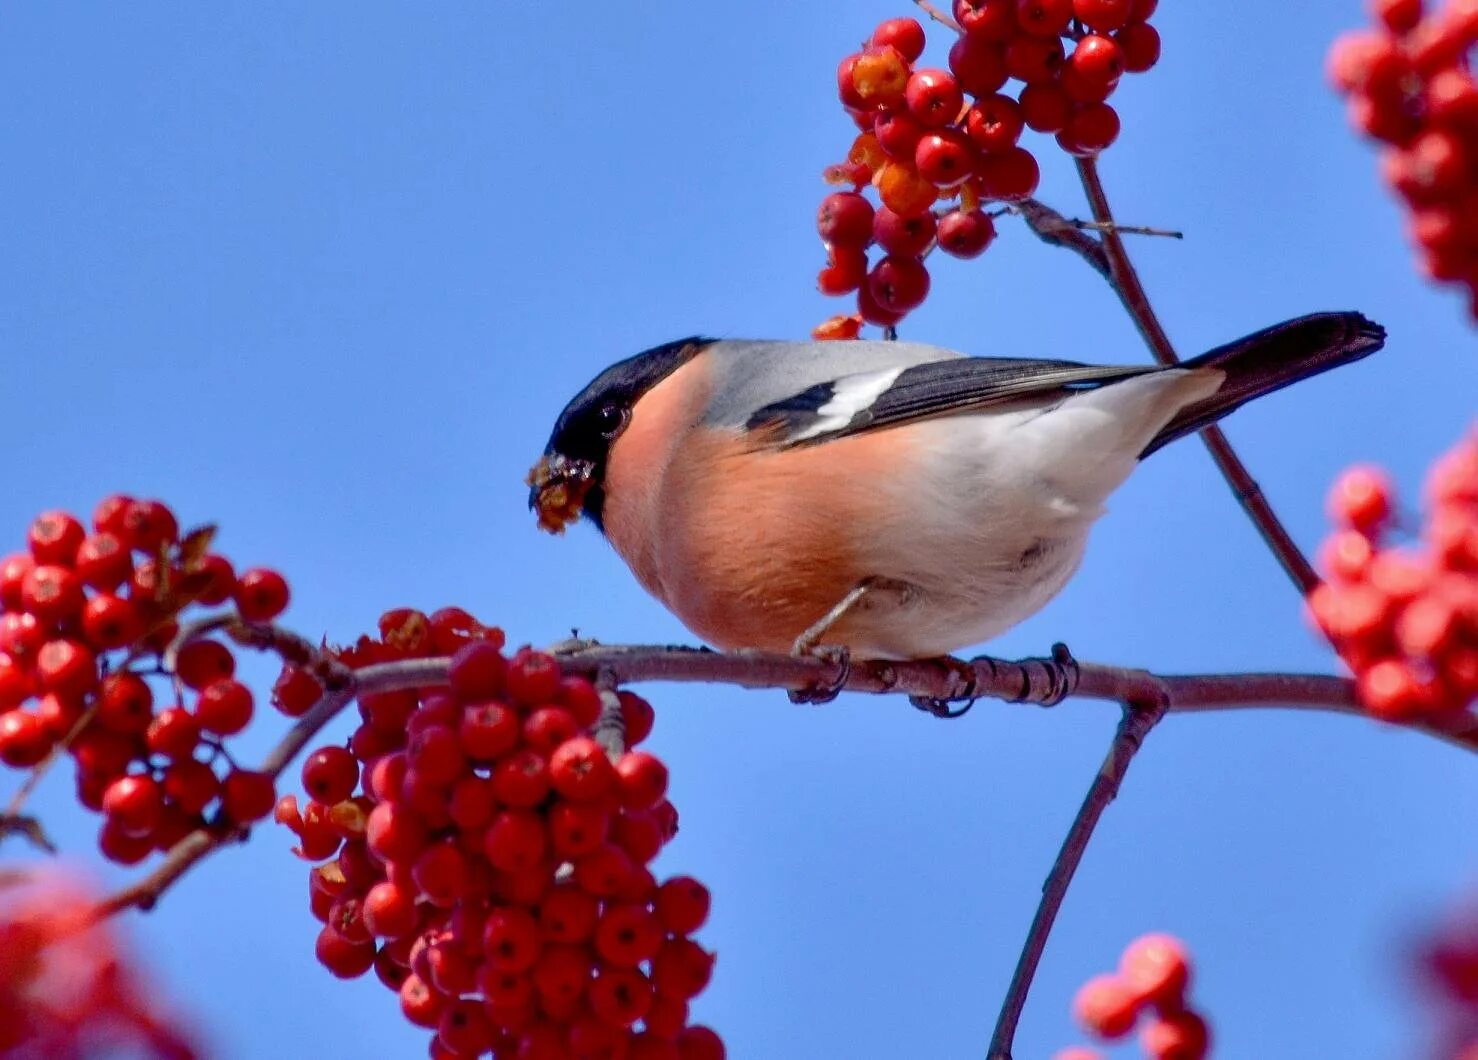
[746,356,1157,446]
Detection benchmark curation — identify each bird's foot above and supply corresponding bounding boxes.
[909,655,982,719]
[787,643,853,706]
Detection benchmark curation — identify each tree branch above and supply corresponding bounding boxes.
[987,693,1168,1060]
[1073,157,1320,594]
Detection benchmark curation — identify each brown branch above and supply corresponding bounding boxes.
[911,0,962,32]
[1017,199,1111,280]
[987,694,1168,1059]
[1073,156,1320,594]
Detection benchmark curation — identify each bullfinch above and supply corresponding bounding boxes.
[529,311,1384,661]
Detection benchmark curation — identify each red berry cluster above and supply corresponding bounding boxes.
[0,871,198,1057]
[1328,0,1478,320]
[1307,428,1478,722]
[0,496,293,863]
[278,608,723,1060]
[1057,934,1210,1060]
[813,2,1162,337]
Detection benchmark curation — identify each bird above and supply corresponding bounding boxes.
[529,312,1385,662]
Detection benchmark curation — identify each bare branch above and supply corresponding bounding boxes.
[988,694,1169,1059]
[1073,157,1320,594]
[1017,199,1111,280]
[912,0,962,32]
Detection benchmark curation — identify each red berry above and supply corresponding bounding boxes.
[94,671,153,733]
[92,494,135,536]
[1069,34,1125,88]
[0,553,36,612]
[1073,974,1141,1039]
[876,161,941,218]
[145,706,201,760]
[868,255,932,313]
[175,639,236,690]
[595,903,664,967]
[656,875,712,935]
[1005,34,1066,85]
[21,564,85,624]
[905,69,965,129]
[0,710,51,767]
[549,736,618,802]
[102,774,165,836]
[816,192,875,247]
[234,567,290,622]
[99,817,155,864]
[193,554,236,606]
[483,907,544,973]
[448,641,507,700]
[915,129,978,187]
[69,529,132,594]
[483,809,548,872]
[1073,0,1132,31]
[412,840,472,906]
[119,499,179,553]
[34,639,98,700]
[1020,82,1074,132]
[874,110,925,160]
[1372,0,1423,35]
[1058,102,1122,156]
[575,843,637,898]
[163,759,220,815]
[1115,21,1161,72]
[556,675,602,728]
[954,0,1017,39]
[1018,0,1073,35]
[271,665,322,717]
[303,745,360,804]
[316,924,376,979]
[651,937,715,1000]
[459,700,520,760]
[549,800,611,859]
[1318,529,1376,582]
[619,690,655,745]
[974,146,1041,201]
[28,510,86,566]
[539,883,600,943]
[615,751,669,810]
[366,799,431,862]
[407,723,466,786]
[80,593,143,651]
[873,207,937,256]
[937,209,998,258]
[965,94,1025,153]
[1329,465,1393,532]
[221,769,276,823]
[505,649,562,707]
[522,705,580,755]
[1119,933,1191,1008]
[196,677,254,735]
[837,53,867,109]
[1140,1011,1210,1060]
[493,748,553,808]
[871,17,926,62]
[588,967,653,1027]
[677,1027,726,1060]
[948,35,1008,96]
[817,247,868,296]
[858,283,907,327]
[1359,657,1435,720]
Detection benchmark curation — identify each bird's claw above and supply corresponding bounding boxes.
[909,655,981,719]
[788,644,853,705]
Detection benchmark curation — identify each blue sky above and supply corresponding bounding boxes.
[1,3,1474,1057]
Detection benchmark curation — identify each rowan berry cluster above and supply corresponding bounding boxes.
[813,1,1162,338]
[277,607,723,1060]
[0,871,199,1057]
[1307,428,1478,722]
[0,497,292,863]
[1056,933,1209,1060]
[1328,0,1478,319]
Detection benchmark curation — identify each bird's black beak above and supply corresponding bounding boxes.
[526,452,597,534]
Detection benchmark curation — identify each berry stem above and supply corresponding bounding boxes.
[1073,156,1321,595]
[986,695,1168,1060]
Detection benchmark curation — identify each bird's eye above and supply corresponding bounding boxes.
[596,404,629,439]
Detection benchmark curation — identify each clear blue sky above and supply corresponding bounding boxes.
[1,4,1474,1058]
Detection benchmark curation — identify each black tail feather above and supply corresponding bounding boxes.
[1140,311,1386,457]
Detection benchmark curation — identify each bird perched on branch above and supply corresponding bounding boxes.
[530,312,1384,661]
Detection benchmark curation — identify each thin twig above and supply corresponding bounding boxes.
[1067,218,1183,239]
[1073,156,1320,593]
[987,694,1169,1059]
[912,0,962,32]
[1017,199,1111,280]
